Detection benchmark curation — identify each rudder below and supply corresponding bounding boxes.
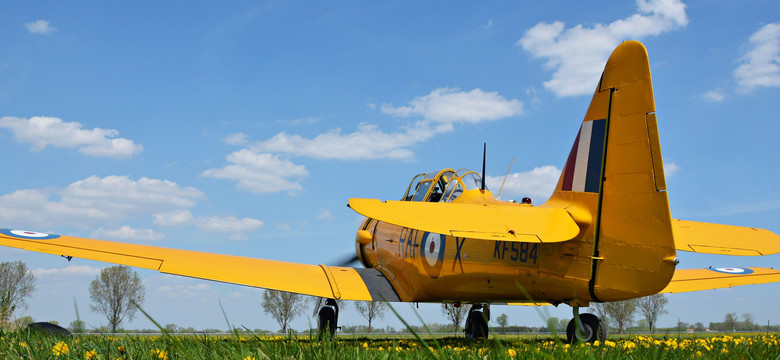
[544,41,677,302]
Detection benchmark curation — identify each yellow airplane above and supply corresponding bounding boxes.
[1,40,779,342]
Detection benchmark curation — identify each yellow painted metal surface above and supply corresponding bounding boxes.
[672,219,780,256]
[660,267,780,293]
[0,232,373,301]
[348,196,580,243]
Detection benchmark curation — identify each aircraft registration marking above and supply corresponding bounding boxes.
[493,241,538,264]
[0,229,61,240]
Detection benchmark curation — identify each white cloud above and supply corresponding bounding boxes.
[517,0,688,97]
[381,87,523,124]
[0,176,203,228]
[196,216,263,240]
[663,162,679,177]
[317,209,333,221]
[701,90,726,102]
[206,87,522,194]
[32,265,100,277]
[90,226,166,242]
[247,88,521,161]
[275,117,319,125]
[153,210,195,226]
[485,165,561,202]
[201,150,309,194]
[223,133,248,145]
[734,23,780,93]
[0,116,143,159]
[25,20,56,35]
[275,223,292,231]
[251,123,431,161]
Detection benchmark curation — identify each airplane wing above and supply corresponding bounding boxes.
[0,229,402,302]
[660,267,780,293]
[348,198,580,243]
[672,219,780,256]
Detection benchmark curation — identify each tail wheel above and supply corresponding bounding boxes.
[566,313,605,343]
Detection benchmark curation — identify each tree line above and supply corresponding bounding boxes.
[3,260,778,334]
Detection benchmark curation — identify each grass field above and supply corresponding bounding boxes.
[1,329,778,359]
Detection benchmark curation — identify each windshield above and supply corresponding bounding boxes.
[456,169,487,191]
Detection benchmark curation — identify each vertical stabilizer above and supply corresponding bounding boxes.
[544,41,676,302]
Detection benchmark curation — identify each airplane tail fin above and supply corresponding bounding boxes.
[543,41,676,302]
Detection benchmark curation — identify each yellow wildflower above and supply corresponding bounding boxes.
[507,348,517,358]
[243,356,256,360]
[53,341,69,356]
[151,349,169,360]
[85,350,98,359]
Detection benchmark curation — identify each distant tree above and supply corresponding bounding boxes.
[0,261,35,323]
[602,299,638,334]
[354,301,387,333]
[496,313,509,334]
[89,265,145,332]
[635,319,649,331]
[724,313,738,332]
[14,315,34,328]
[441,304,468,334]
[591,303,610,329]
[69,320,86,333]
[742,313,756,330]
[694,322,705,332]
[261,290,307,333]
[637,294,668,333]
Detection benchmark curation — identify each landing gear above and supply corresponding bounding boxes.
[464,304,490,339]
[316,299,339,339]
[566,306,605,343]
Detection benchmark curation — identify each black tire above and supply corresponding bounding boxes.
[566,313,605,343]
[317,306,336,339]
[465,311,489,339]
[26,322,72,336]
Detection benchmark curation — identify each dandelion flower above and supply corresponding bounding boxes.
[53,341,69,356]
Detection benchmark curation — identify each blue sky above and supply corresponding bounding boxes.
[1,0,779,332]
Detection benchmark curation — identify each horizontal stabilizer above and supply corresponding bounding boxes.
[348,198,580,243]
[660,267,780,293]
[0,229,399,301]
[672,219,780,256]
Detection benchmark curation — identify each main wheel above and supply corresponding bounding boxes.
[317,306,336,339]
[464,311,488,339]
[566,313,605,343]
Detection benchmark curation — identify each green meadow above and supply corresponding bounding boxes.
[1,330,778,359]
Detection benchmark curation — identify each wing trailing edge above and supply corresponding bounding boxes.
[672,219,780,256]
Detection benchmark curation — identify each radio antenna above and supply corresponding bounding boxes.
[497,156,515,199]
[481,143,486,191]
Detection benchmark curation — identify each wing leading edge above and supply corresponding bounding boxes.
[660,267,780,293]
[348,198,580,243]
[0,229,400,302]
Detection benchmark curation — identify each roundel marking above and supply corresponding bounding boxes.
[709,267,754,275]
[0,229,61,240]
[420,232,446,278]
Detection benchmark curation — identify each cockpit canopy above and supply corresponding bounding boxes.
[401,168,488,202]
